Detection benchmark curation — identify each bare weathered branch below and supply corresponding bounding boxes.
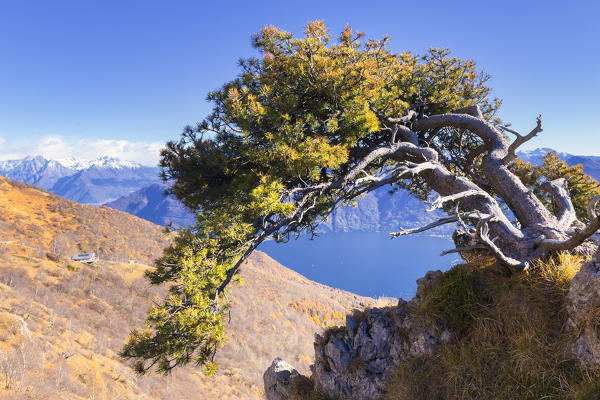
[391,217,458,237]
[412,109,558,229]
[369,105,419,144]
[501,115,543,164]
[540,178,577,229]
[476,220,528,270]
[440,244,487,257]
[427,190,498,212]
[464,144,488,176]
[453,105,484,119]
[391,211,489,237]
[413,110,507,151]
[538,196,600,252]
[370,105,417,124]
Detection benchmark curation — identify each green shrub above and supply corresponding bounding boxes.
[66,264,78,272]
[421,265,488,332]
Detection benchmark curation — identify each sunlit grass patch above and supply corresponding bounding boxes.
[384,254,599,400]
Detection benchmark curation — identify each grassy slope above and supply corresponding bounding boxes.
[0,176,171,265]
[381,254,600,400]
[0,175,374,399]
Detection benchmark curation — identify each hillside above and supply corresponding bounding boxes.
[0,175,375,399]
[0,176,170,264]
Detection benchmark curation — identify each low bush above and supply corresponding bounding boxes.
[418,264,490,332]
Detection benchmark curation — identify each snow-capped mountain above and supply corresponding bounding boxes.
[0,155,160,204]
[57,156,143,170]
[0,155,75,189]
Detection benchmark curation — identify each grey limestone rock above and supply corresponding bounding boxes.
[264,358,303,400]
[308,270,449,400]
[264,269,451,400]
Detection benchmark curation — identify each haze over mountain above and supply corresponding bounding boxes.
[2,148,598,231]
[104,148,600,232]
[0,155,159,204]
[105,182,196,228]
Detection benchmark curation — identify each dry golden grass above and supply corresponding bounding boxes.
[0,176,172,265]
[0,176,374,399]
[383,252,600,400]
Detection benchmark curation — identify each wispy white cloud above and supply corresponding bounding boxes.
[0,135,163,166]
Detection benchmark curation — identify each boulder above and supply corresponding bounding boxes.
[264,358,303,400]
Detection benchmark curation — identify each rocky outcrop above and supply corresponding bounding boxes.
[265,250,600,400]
[264,358,304,400]
[567,252,600,365]
[265,270,452,400]
[310,302,450,400]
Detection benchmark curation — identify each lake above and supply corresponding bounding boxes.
[259,232,460,300]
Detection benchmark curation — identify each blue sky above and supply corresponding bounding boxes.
[0,0,598,164]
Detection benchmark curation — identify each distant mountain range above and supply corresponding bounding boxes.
[104,182,195,228]
[518,148,600,180]
[0,155,159,204]
[104,148,600,232]
[104,179,440,233]
[1,149,598,231]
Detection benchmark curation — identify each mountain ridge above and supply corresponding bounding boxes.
[104,182,196,228]
[3,148,598,230]
[0,155,159,204]
[105,148,600,231]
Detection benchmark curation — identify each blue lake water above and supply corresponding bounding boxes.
[259,232,460,300]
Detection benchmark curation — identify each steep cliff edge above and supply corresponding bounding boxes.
[266,250,600,400]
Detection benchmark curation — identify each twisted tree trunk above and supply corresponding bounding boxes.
[220,106,599,290]
[385,106,600,269]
